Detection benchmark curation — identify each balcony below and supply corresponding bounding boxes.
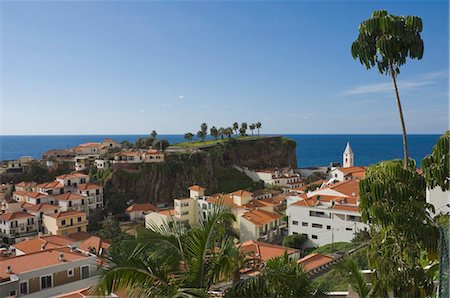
[279,221,287,229]
[59,220,88,230]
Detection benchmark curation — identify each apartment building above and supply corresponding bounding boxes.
[112,150,165,165]
[43,211,88,237]
[240,209,283,242]
[0,248,97,298]
[255,169,304,192]
[75,183,104,216]
[126,203,157,221]
[286,179,368,247]
[0,212,38,244]
[21,203,61,233]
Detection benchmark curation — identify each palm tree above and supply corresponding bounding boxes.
[239,123,247,137]
[210,126,219,140]
[249,124,256,136]
[232,122,239,137]
[335,258,371,298]
[151,130,158,139]
[226,253,313,297]
[197,130,206,143]
[218,127,225,140]
[184,132,194,142]
[351,10,424,169]
[96,206,240,297]
[225,127,233,139]
[256,122,262,136]
[200,123,208,135]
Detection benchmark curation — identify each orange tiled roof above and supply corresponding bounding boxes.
[0,249,89,279]
[298,253,334,271]
[13,191,48,199]
[53,193,86,201]
[13,235,75,254]
[332,204,359,212]
[231,190,253,197]
[336,166,366,175]
[15,181,36,187]
[68,232,95,241]
[0,211,34,221]
[207,194,239,209]
[21,203,60,213]
[158,209,175,216]
[241,209,281,226]
[46,210,86,219]
[56,172,89,180]
[240,240,299,262]
[35,181,64,189]
[326,179,360,197]
[76,183,102,190]
[126,203,157,213]
[189,185,205,191]
[80,236,110,254]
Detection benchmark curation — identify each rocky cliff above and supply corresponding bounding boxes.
[102,136,297,206]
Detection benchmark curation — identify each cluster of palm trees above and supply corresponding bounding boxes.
[95,205,320,297]
[184,122,262,143]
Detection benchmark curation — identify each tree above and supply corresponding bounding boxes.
[335,258,371,298]
[232,122,239,137]
[200,123,208,134]
[98,216,123,244]
[120,140,133,149]
[218,127,225,140]
[184,132,194,142]
[351,10,424,169]
[256,122,262,136]
[225,127,233,139]
[422,131,449,192]
[210,126,219,140]
[249,123,256,136]
[239,122,247,137]
[226,254,313,297]
[96,206,240,297]
[282,234,307,250]
[152,139,170,151]
[151,130,158,139]
[359,160,438,296]
[197,130,206,143]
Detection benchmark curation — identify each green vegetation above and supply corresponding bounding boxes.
[282,234,308,250]
[172,135,270,148]
[310,242,360,255]
[351,10,424,168]
[422,131,449,192]
[214,166,264,194]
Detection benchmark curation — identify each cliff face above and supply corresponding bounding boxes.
[103,137,297,205]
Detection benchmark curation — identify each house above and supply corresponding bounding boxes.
[73,142,108,156]
[13,235,76,255]
[0,248,97,298]
[75,183,104,216]
[0,211,38,244]
[43,211,88,237]
[143,149,165,163]
[94,159,110,169]
[287,179,368,247]
[53,193,89,214]
[112,151,144,163]
[0,157,33,174]
[126,203,157,221]
[240,209,282,242]
[240,240,300,264]
[298,253,334,272]
[79,235,110,256]
[20,203,61,233]
[14,182,37,192]
[35,181,65,195]
[56,173,89,189]
[13,191,52,205]
[329,143,366,182]
[426,186,450,216]
[255,169,304,192]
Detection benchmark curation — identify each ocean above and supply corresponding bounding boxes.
[0,134,441,168]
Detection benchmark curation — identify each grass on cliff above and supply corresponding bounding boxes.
[171,135,271,148]
[213,166,264,193]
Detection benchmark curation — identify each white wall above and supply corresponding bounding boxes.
[427,186,450,216]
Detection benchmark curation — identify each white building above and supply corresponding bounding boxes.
[426,186,450,216]
[0,211,38,244]
[343,142,354,168]
[255,169,304,192]
[287,179,368,247]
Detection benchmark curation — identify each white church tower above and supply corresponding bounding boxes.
[343,142,354,168]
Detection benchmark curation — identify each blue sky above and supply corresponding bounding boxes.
[1,1,448,135]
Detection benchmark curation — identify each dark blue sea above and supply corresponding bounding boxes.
[0,134,441,168]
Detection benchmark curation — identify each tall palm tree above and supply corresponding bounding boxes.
[256,122,262,136]
[225,127,233,139]
[184,132,194,142]
[335,258,371,298]
[218,127,225,140]
[210,126,219,140]
[249,123,256,136]
[197,130,206,143]
[232,122,239,137]
[351,10,424,169]
[96,206,240,297]
[151,130,158,139]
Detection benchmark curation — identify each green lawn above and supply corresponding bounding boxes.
[171,135,270,148]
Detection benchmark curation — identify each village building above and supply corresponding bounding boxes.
[254,168,304,192]
[0,211,38,244]
[0,248,98,298]
[20,203,61,233]
[298,252,334,273]
[0,156,33,174]
[126,203,157,221]
[286,179,369,247]
[240,240,300,266]
[111,150,165,165]
[13,235,76,256]
[14,182,37,192]
[329,143,366,182]
[240,209,283,242]
[43,211,88,237]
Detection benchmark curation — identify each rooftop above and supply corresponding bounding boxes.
[0,211,34,221]
[188,185,206,192]
[240,240,299,262]
[46,210,86,219]
[126,203,157,213]
[13,235,75,254]
[298,253,334,272]
[241,209,281,226]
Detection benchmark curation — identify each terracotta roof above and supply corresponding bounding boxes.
[158,209,175,216]
[56,172,89,180]
[68,232,95,241]
[241,209,281,226]
[146,149,163,154]
[80,236,110,254]
[78,142,103,148]
[207,194,239,209]
[0,211,34,221]
[298,253,334,271]
[240,240,299,262]
[188,185,205,191]
[15,181,36,188]
[76,183,102,191]
[21,203,60,213]
[126,203,157,213]
[53,193,86,201]
[115,151,142,156]
[0,249,89,279]
[326,179,360,197]
[293,179,327,192]
[332,204,359,212]
[35,181,64,189]
[13,191,48,199]
[14,235,75,254]
[46,210,86,219]
[336,166,366,175]
[231,190,253,197]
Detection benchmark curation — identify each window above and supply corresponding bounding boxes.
[81,266,90,279]
[312,223,323,229]
[327,225,331,230]
[302,222,308,227]
[292,232,298,234]
[78,217,82,222]
[36,199,41,204]
[20,281,28,295]
[292,221,298,225]
[41,275,52,289]
[96,189,100,195]
[181,211,189,216]
[61,220,66,226]
[311,235,318,240]
[10,290,16,296]
[67,269,74,277]
[346,227,353,231]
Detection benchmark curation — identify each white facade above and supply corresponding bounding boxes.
[0,213,38,244]
[426,186,450,216]
[343,142,354,168]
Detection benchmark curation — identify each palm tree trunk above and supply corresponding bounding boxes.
[390,63,409,169]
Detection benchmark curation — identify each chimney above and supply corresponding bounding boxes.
[59,253,65,261]
[40,244,45,251]
[6,265,11,273]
